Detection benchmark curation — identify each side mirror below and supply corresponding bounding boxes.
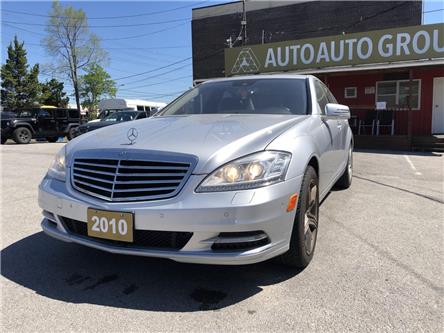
[325,103,350,119]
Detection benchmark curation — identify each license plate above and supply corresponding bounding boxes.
[87,208,133,242]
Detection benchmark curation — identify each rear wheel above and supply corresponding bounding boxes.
[46,137,58,143]
[67,127,77,141]
[279,166,319,268]
[335,144,353,189]
[13,127,32,144]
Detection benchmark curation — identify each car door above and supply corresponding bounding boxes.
[314,80,342,189]
[325,85,348,167]
[36,109,57,136]
[55,108,68,134]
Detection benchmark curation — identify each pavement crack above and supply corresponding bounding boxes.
[354,174,444,204]
[326,214,444,294]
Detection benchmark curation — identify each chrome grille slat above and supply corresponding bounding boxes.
[73,166,117,176]
[115,172,188,177]
[72,173,115,184]
[113,186,178,193]
[74,179,114,192]
[71,153,194,202]
[74,162,118,169]
[117,165,189,171]
[114,179,182,185]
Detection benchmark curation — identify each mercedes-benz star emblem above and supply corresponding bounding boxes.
[127,128,138,145]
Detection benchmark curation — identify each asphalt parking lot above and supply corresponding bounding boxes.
[1,141,443,332]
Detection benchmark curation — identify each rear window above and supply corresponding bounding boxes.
[68,109,80,118]
[158,78,308,116]
[55,109,67,118]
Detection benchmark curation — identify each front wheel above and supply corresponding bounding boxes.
[279,166,319,268]
[13,127,32,144]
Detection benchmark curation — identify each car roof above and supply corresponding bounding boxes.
[201,74,314,85]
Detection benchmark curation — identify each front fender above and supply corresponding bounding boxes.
[267,134,320,180]
[11,122,35,134]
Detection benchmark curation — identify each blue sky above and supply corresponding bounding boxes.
[1,0,444,104]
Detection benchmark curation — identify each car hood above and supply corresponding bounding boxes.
[68,114,308,173]
[80,121,116,130]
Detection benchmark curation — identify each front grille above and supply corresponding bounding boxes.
[71,156,192,202]
[61,217,193,250]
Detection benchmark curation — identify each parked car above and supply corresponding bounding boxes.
[38,74,353,268]
[1,107,80,144]
[88,99,166,123]
[74,110,149,137]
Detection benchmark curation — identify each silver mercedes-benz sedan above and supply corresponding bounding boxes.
[38,74,353,268]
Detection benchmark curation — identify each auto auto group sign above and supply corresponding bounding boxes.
[225,23,444,75]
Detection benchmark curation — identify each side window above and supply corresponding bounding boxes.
[68,109,79,118]
[38,109,52,118]
[314,81,329,114]
[55,109,67,118]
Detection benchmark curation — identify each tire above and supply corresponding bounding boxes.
[335,144,353,189]
[13,127,32,144]
[279,166,319,268]
[67,127,77,141]
[46,137,58,143]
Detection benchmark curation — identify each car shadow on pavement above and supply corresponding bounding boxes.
[1,232,301,312]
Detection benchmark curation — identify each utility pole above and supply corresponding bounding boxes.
[241,0,247,45]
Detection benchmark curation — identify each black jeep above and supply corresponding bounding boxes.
[1,107,80,144]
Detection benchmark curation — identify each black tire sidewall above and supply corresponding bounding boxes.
[280,166,319,268]
[67,127,76,140]
[13,127,32,144]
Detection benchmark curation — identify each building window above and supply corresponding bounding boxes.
[376,80,421,110]
[344,87,357,99]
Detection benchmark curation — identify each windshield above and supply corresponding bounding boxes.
[158,78,308,116]
[102,111,137,122]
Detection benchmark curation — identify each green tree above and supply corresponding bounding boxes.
[80,63,117,114]
[40,78,69,107]
[1,36,41,110]
[42,0,106,112]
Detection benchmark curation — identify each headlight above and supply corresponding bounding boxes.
[196,151,291,192]
[47,146,67,181]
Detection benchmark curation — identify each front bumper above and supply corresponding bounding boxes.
[38,174,303,265]
[1,126,12,139]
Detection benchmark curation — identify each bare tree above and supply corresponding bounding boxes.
[42,0,106,111]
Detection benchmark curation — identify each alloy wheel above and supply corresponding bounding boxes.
[304,180,318,255]
[348,147,353,182]
[19,130,30,141]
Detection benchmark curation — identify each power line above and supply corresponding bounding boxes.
[119,75,192,93]
[3,21,189,41]
[2,17,190,28]
[13,41,190,50]
[113,57,192,81]
[0,2,207,20]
